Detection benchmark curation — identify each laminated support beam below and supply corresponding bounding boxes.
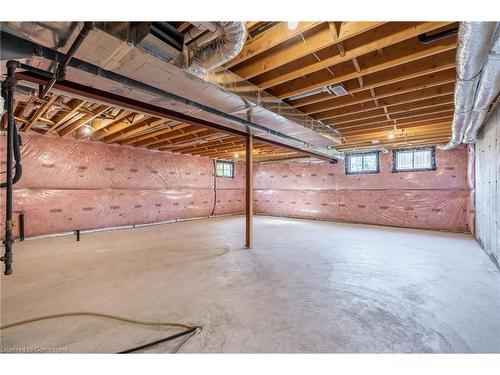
[245,134,253,249]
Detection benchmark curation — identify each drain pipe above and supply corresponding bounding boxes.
[0,61,19,275]
[463,25,500,143]
[438,22,498,150]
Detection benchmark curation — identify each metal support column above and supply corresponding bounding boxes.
[245,134,253,249]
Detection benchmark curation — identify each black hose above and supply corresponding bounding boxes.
[117,326,198,354]
[1,311,202,353]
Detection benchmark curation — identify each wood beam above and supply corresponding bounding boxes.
[231,22,385,79]
[333,104,454,128]
[94,113,149,140]
[174,135,240,153]
[257,33,456,94]
[255,22,452,91]
[24,94,58,131]
[44,98,86,133]
[57,105,109,136]
[100,117,166,143]
[225,22,321,68]
[316,90,455,121]
[118,123,190,145]
[339,115,453,137]
[271,34,456,98]
[312,80,456,120]
[146,128,213,149]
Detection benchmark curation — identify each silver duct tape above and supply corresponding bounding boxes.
[438,22,498,150]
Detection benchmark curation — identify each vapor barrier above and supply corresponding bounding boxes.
[0,134,473,236]
[254,146,473,232]
[0,133,245,237]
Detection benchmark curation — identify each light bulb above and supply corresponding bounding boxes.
[287,22,299,30]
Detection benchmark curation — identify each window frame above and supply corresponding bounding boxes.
[392,146,437,173]
[215,160,235,178]
[344,151,380,175]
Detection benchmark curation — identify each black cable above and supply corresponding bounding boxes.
[117,326,198,354]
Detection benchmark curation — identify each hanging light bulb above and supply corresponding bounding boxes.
[287,22,299,30]
[81,124,93,136]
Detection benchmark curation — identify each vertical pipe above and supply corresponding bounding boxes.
[18,213,25,241]
[76,230,80,242]
[245,134,253,248]
[1,62,17,275]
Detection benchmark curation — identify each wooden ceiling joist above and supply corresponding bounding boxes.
[231,22,385,80]
[225,22,322,69]
[6,22,462,158]
[254,22,453,92]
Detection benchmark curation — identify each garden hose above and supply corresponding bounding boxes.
[0,311,202,353]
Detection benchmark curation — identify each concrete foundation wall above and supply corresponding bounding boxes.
[254,146,472,232]
[0,134,245,237]
[475,105,500,267]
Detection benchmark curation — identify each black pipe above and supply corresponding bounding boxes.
[418,27,458,44]
[76,230,80,242]
[0,61,18,275]
[39,22,94,99]
[18,213,24,242]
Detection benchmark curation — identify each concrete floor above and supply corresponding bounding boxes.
[1,215,499,353]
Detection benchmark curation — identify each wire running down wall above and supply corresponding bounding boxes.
[0,133,245,237]
[254,147,472,232]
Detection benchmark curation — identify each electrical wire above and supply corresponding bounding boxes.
[0,311,202,354]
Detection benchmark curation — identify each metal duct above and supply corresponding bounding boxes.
[463,25,500,143]
[438,22,498,150]
[1,22,342,159]
[179,22,247,71]
[189,22,222,47]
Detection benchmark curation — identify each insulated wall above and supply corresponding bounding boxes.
[0,133,245,237]
[254,146,472,232]
[475,105,500,267]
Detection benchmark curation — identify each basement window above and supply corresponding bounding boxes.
[345,151,380,175]
[216,160,234,178]
[393,147,436,172]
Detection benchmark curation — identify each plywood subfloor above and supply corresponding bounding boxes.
[1,216,499,353]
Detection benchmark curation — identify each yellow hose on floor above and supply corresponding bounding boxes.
[1,312,202,353]
[0,311,200,330]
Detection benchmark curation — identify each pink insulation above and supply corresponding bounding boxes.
[0,133,245,237]
[0,133,474,237]
[254,146,473,232]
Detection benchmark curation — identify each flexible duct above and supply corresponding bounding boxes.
[176,22,247,71]
[438,22,498,150]
[463,25,500,143]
